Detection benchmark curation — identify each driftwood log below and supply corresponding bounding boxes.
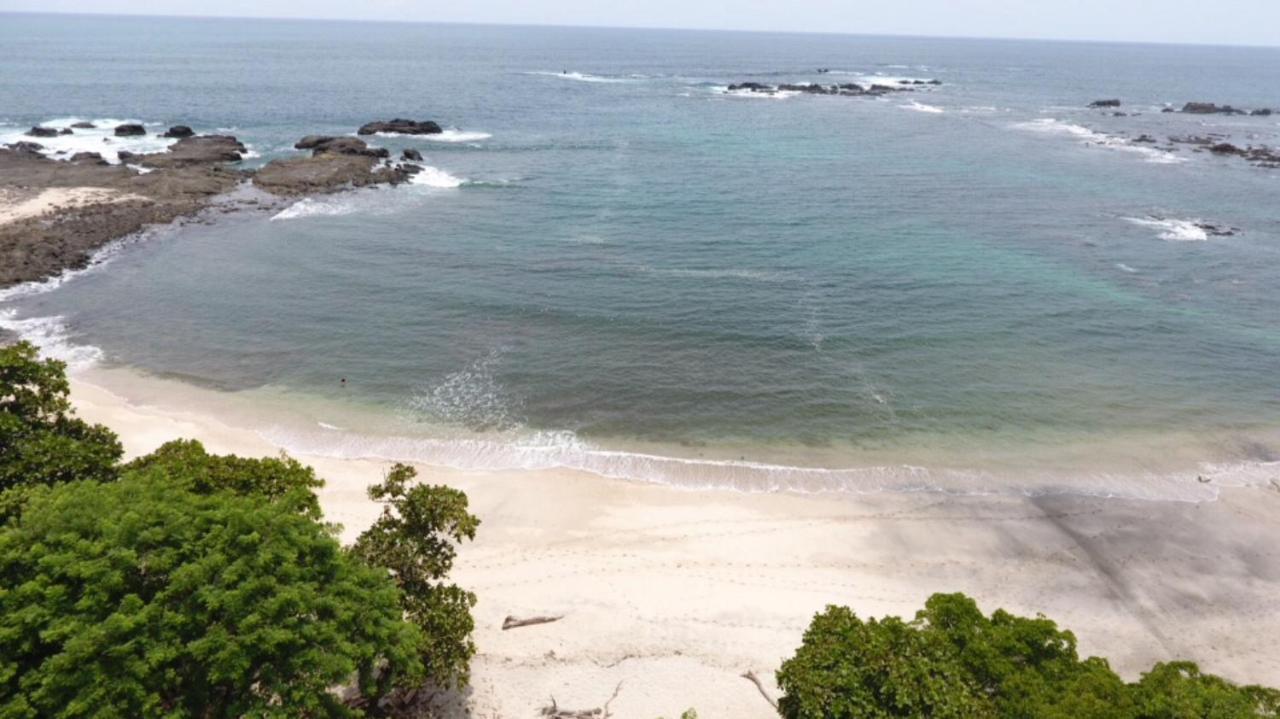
[502,614,563,630]
[742,670,778,709]
[539,681,622,719]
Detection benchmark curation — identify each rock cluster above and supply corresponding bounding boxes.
[726,80,939,97]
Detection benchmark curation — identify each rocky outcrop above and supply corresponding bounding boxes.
[69,152,108,165]
[253,154,409,195]
[1251,109,1273,116]
[114,123,147,136]
[1182,102,1245,115]
[294,135,334,150]
[311,137,390,158]
[70,121,96,129]
[402,148,423,161]
[27,127,59,138]
[6,141,45,155]
[1089,99,1121,108]
[138,135,246,168]
[0,145,241,289]
[162,125,195,138]
[357,119,443,136]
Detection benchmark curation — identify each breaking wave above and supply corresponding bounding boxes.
[1013,119,1185,164]
[256,421,1243,503]
[0,117,177,164]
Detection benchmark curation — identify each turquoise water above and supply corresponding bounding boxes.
[3,14,1280,496]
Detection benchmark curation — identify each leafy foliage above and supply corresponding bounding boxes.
[0,473,422,718]
[777,593,1280,719]
[125,438,325,518]
[351,464,480,689]
[0,342,121,521]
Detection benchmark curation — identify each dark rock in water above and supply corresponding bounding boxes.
[302,136,390,159]
[162,125,195,138]
[1111,112,1128,117]
[295,135,336,150]
[69,151,108,165]
[402,148,423,161]
[727,82,771,92]
[1194,222,1238,237]
[1182,102,1246,115]
[7,141,45,154]
[1134,134,1157,144]
[1161,107,1175,113]
[117,150,139,163]
[1251,108,1273,116]
[70,121,96,129]
[357,118,443,136]
[1089,99,1121,108]
[58,128,74,135]
[27,126,59,138]
[1209,142,1243,155]
[114,123,147,136]
[398,162,423,175]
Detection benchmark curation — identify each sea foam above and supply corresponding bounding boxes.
[1123,217,1209,242]
[0,118,177,164]
[1013,118,1184,164]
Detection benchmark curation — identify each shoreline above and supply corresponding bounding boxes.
[66,367,1280,716]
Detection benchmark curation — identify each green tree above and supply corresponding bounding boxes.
[351,464,480,691]
[777,604,993,718]
[0,473,422,718]
[0,342,121,521]
[125,438,324,518]
[777,594,1278,719]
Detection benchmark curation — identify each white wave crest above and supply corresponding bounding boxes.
[0,309,103,369]
[1,117,177,164]
[718,86,801,100]
[1123,217,1210,242]
[901,100,944,114]
[422,129,492,143]
[271,197,361,221]
[255,423,1224,503]
[1013,119,1185,165]
[526,70,633,84]
[409,164,466,188]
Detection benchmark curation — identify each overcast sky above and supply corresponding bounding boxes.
[2,0,1278,46]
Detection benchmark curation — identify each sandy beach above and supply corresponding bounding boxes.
[65,369,1280,718]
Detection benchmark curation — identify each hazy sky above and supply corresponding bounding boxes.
[2,0,1278,46]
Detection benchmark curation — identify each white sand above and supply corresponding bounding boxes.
[0,187,148,226]
[68,373,1280,717]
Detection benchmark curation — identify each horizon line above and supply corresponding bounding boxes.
[1,9,1277,50]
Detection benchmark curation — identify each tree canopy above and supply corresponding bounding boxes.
[0,473,422,718]
[0,340,480,716]
[0,342,121,521]
[777,593,1280,719]
[351,464,480,689]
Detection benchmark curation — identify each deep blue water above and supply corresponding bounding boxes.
[3,14,1280,496]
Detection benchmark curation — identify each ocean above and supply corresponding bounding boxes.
[3,13,1280,500]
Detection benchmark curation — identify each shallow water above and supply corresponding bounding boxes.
[3,14,1280,497]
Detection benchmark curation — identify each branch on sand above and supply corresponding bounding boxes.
[539,681,623,719]
[742,670,778,709]
[502,614,563,630]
